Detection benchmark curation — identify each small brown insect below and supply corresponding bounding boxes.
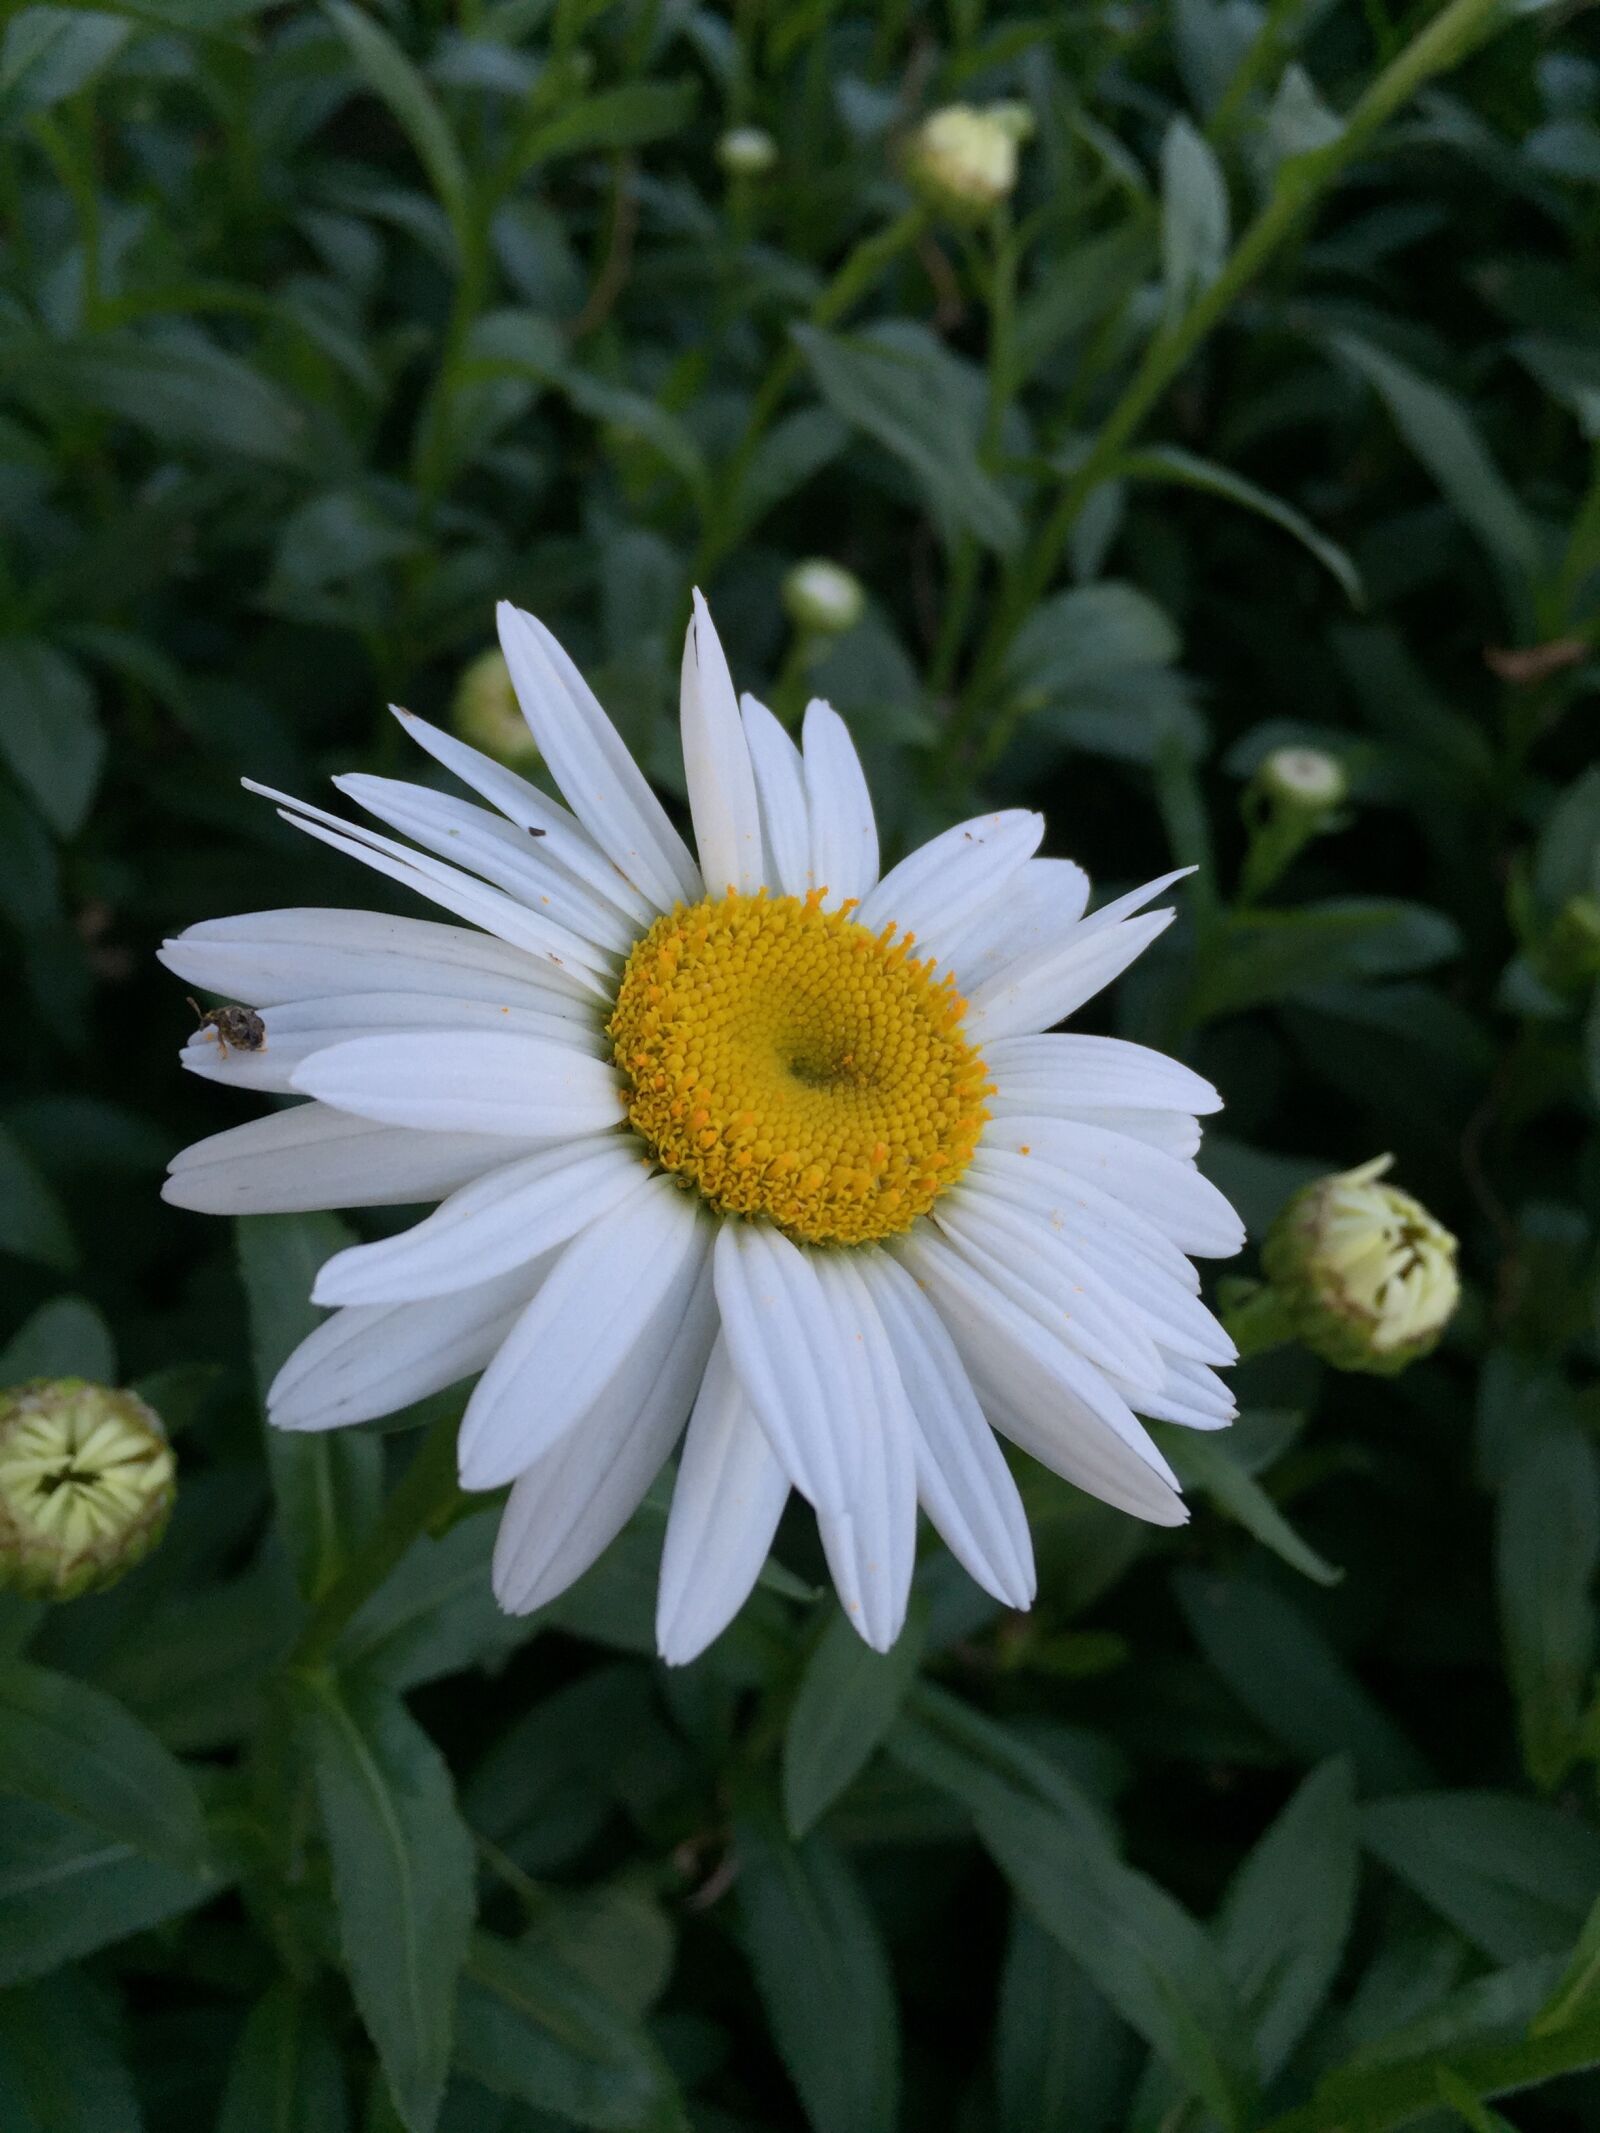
[188,998,266,1055]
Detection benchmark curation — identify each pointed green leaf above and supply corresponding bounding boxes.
[782,1599,926,1838]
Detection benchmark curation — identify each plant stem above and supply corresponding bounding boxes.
[1223,1282,1298,1360]
[284,1410,466,1674]
[963,0,1513,715]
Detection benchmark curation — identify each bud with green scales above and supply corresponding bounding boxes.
[0,1380,175,1600]
[1261,1156,1460,1375]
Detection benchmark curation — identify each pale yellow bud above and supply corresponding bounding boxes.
[452,649,538,769]
[783,559,866,637]
[717,127,778,177]
[1262,1157,1459,1375]
[0,1380,175,1600]
[906,103,1028,221]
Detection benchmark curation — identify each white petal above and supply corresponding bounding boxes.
[390,708,656,929]
[163,1103,529,1214]
[246,782,610,1000]
[856,811,1043,959]
[741,693,811,898]
[1057,1109,1202,1159]
[810,1254,917,1652]
[865,1253,1034,1611]
[803,699,878,908]
[964,908,1175,1044]
[497,603,701,911]
[290,1032,625,1140]
[896,1229,1186,1522]
[269,1261,542,1431]
[712,1223,868,1515]
[159,908,571,1012]
[933,1189,1165,1395]
[336,774,636,955]
[1075,866,1195,937]
[680,592,763,896]
[181,991,602,1096]
[985,1033,1222,1116]
[1137,1354,1238,1430]
[938,858,1090,986]
[967,1141,1202,1290]
[656,1334,789,1665]
[458,1179,708,1490]
[311,1139,653,1305]
[978,1116,1244,1258]
[492,1251,718,1616]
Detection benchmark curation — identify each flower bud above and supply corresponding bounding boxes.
[717,126,778,178]
[451,649,538,769]
[783,559,866,637]
[906,103,1029,222]
[1256,746,1347,813]
[1536,893,1600,993]
[0,1380,175,1600]
[1261,1157,1459,1375]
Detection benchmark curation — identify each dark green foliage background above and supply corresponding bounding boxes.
[1,0,1599,2128]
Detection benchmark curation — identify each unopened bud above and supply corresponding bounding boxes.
[906,103,1029,222]
[1261,1157,1459,1375]
[1257,746,1347,813]
[717,127,778,178]
[783,559,866,637]
[1538,894,1600,992]
[452,649,538,769]
[0,1381,175,1600]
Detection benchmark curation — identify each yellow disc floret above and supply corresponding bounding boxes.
[609,889,989,1246]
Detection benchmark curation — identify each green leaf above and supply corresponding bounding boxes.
[729,407,849,543]
[518,80,698,165]
[1175,1572,1430,1792]
[1161,116,1229,316]
[995,1913,1128,2133]
[1361,1793,1600,1964]
[1006,579,1180,699]
[236,1214,382,1605]
[218,1982,349,2133]
[455,1931,688,2132]
[892,1689,1254,2128]
[0,1799,220,1987]
[1163,1430,1342,1586]
[324,0,471,250]
[736,1806,900,2133]
[782,1599,926,1838]
[0,1294,111,1381]
[1330,332,1542,585]
[1195,900,1462,1020]
[1496,1425,1600,1790]
[1259,1999,1600,2133]
[0,1969,143,2132]
[0,640,104,839]
[0,1660,207,1870]
[294,1671,476,2133]
[0,8,130,128]
[0,1126,75,1272]
[0,332,310,468]
[1533,1888,1600,2035]
[1219,1759,1359,2079]
[1012,221,1156,385]
[1117,444,1364,605]
[793,323,1022,553]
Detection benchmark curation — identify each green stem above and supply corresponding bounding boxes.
[1222,1282,1298,1361]
[285,1411,466,1674]
[963,0,1513,714]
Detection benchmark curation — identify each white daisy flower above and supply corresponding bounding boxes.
[163,594,1243,1661]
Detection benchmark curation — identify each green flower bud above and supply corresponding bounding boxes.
[717,126,779,178]
[452,649,539,770]
[0,1381,175,1600]
[1256,746,1348,813]
[783,559,866,637]
[1261,1157,1460,1376]
[906,103,1029,222]
[1536,893,1600,992]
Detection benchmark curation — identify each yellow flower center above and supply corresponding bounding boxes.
[609,889,989,1246]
